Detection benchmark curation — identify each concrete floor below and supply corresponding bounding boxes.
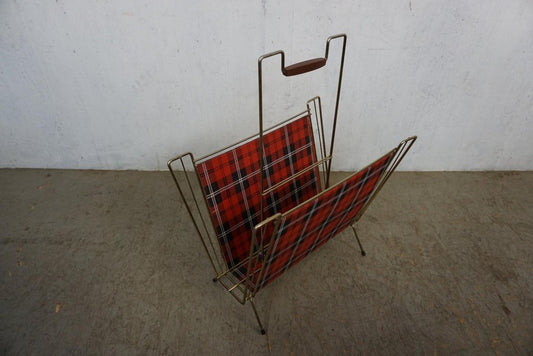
[0,169,532,355]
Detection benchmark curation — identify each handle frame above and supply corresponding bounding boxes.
[257,34,347,224]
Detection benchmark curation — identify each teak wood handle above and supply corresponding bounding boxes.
[282,58,327,76]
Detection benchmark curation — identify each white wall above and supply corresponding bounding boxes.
[1,0,532,171]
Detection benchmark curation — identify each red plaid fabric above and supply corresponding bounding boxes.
[196,115,320,277]
[250,149,396,291]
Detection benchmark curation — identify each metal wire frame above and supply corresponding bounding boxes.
[307,96,329,189]
[167,133,417,334]
[352,136,417,223]
[242,135,417,299]
[167,152,251,305]
[167,103,330,335]
[167,33,417,334]
[167,99,330,306]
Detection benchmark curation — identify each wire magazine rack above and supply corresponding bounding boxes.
[168,34,416,335]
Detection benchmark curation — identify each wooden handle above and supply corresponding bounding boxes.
[282,57,326,76]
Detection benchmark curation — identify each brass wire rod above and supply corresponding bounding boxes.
[167,154,221,274]
[307,96,329,188]
[182,160,226,272]
[180,155,227,272]
[353,136,417,222]
[194,109,310,163]
[226,277,249,293]
[279,147,398,218]
[250,299,266,334]
[191,162,233,272]
[247,214,282,297]
[214,246,266,282]
[215,277,247,305]
[324,34,347,188]
[350,225,366,256]
[261,156,332,196]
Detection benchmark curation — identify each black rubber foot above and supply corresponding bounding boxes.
[361,251,366,256]
[212,278,217,282]
[261,329,266,335]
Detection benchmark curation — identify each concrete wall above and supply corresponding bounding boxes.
[1,0,532,171]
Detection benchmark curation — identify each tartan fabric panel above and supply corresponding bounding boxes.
[196,115,320,276]
[252,150,396,291]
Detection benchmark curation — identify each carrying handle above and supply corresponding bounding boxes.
[282,57,327,76]
[257,34,347,223]
[259,33,346,77]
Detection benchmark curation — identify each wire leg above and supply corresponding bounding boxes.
[351,225,366,256]
[249,299,266,335]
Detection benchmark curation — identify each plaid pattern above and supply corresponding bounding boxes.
[250,150,396,291]
[196,115,320,277]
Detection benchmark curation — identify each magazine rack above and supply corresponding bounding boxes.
[168,34,416,334]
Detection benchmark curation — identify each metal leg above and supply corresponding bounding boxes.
[351,225,366,256]
[249,299,266,335]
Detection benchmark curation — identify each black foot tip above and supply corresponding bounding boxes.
[361,251,366,256]
[212,278,217,283]
[261,329,266,335]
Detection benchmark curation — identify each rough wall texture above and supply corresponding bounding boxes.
[1,1,532,170]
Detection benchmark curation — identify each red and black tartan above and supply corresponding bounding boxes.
[250,150,396,291]
[196,115,320,277]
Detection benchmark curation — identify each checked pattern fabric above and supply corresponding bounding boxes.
[249,149,396,291]
[196,115,320,277]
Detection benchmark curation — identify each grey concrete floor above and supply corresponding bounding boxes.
[0,169,532,355]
